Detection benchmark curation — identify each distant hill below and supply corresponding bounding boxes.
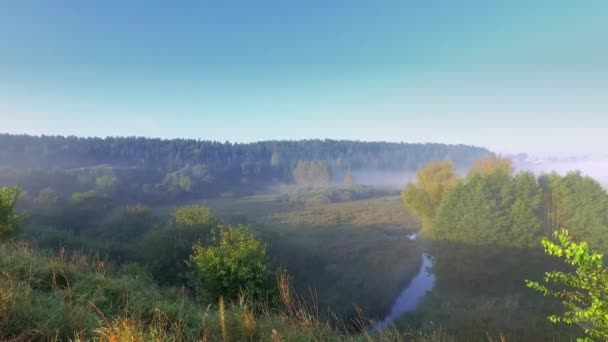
[0,133,491,203]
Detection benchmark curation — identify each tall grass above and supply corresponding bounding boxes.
[0,241,493,341]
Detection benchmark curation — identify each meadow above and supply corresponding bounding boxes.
[195,191,423,319]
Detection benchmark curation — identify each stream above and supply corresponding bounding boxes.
[373,233,436,330]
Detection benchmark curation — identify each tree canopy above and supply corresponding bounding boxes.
[0,134,490,204]
[404,157,608,249]
[468,154,514,177]
[402,160,460,233]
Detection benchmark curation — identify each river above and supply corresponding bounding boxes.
[373,233,436,330]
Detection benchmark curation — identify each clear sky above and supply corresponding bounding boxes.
[1,1,607,156]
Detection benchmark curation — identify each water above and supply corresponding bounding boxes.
[373,253,436,330]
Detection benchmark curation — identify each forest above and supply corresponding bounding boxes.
[1,135,608,341]
[0,134,489,203]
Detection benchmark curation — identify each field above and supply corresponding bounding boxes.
[193,191,423,319]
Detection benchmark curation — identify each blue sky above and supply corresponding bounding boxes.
[1,1,607,156]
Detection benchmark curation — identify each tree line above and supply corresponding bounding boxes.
[403,155,608,250]
[403,156,608,340]
[0,134,490,204]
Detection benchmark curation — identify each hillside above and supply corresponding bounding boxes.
[0,134,490,204]
[0,241,447,341]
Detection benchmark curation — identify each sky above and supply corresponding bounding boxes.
[1,1,607,156]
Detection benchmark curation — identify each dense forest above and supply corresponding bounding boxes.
[404,156,608,250]
[0,134,489,203]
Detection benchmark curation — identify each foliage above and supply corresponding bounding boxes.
[172,205,220,228]
[189,226,275,302]
[539,172,608,251]
[136,207,219,284]
[402,160,460,233]
[408,157,608,251]
[432,171,544,247]
[527,230,608,341]
[64,191,114,234]
[468,154,514,177]
[401,158,608,340]
[161,164,214,194]
[0,186,24,241]
[100,204,158,241]
[0,134,490,204]
[0,240,466,341]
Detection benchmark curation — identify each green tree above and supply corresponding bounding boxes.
[0,186,24,242]
[136,206,220,284]
[527,230,608,341]
[402,160,460,233]
[432,173,509,244]
[189,226,274,301]
[509,172,544,247]
[539,172,608,251]
[431,170,543,247]
[101,204,158,241]
[162,173,193,193]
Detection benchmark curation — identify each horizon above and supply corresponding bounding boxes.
[2,1,607,157]
[4,131,608,162]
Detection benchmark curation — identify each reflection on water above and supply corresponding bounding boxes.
[373,253,435,330]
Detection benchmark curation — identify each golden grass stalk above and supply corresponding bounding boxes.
[219,296,227,342]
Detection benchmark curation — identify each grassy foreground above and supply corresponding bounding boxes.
[0,241,456,342]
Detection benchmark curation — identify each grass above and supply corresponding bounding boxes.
[21,187,426,329]
[270,196,418,229]
[197,192,423,320]
[0,241,457,341]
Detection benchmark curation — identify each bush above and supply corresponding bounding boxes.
[527,230,608,341]
[189,226,275,302]
[173,205,220,228]
[0,186,24,242]
[135,206,220,284]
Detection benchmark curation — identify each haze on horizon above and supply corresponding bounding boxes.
[1,1,607,157]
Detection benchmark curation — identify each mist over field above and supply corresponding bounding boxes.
[351,170,417,188]
[514,154,608,188]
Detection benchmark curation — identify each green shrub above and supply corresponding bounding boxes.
[189,226,275,302]
[0,186,24,242]
[173,205,220,228]
[527,230,608,341]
